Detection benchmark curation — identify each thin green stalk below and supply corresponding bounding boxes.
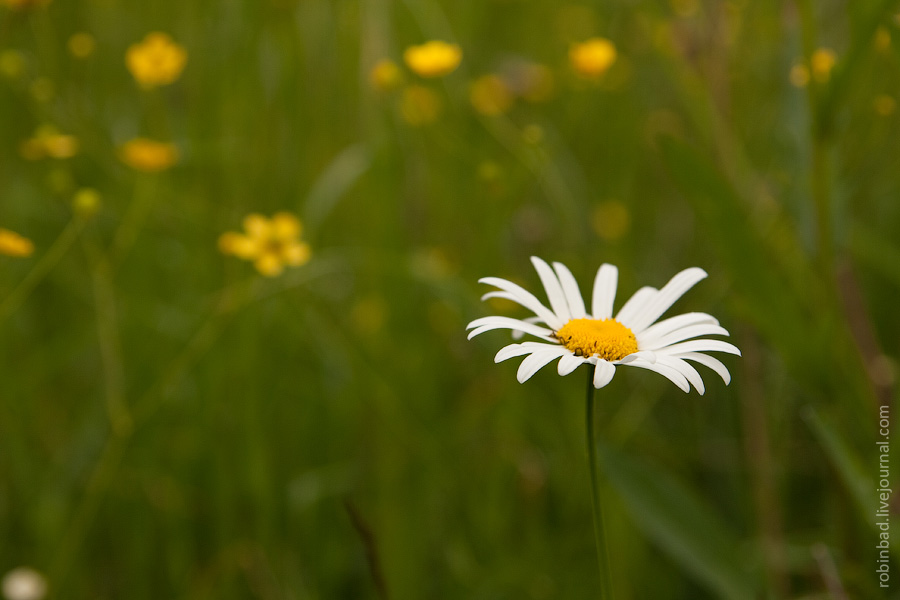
[585,367,613,600]
[0,218,83,326]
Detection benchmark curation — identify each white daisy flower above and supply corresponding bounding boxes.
[466,257,740,392]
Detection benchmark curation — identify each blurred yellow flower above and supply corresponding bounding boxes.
[400,85,441,125]
[19,125,79,160]
[72,188,101,218]
[874,94,896,116]
[126,32,187,88]
[119,138,178,172]
[789,63,810,88]
[218,212,311,277]
[470,74,514,116]
[0,229,34,258]
[875,27,891,52]
[569,37,617,78]
[516,63,555,103]
[370,59,403,91]
[810,48,836,82]
[403,41,462,78]
[591,200,631,242]
[68,32,96,59]
[1,0,50,10]
[0,50,25,80]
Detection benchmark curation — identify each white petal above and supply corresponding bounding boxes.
[591,263,618,320]
[655,339,741,356]
[552,261,587,318]
[511,316,546,340]
[636,312,719,345]
[558,353,587,376]
[466,316,555,341]
[655,356,705,395]
[593,360,616,389]
[531,257,571,323]
[615,287,657,326]
[624,359,690,393]
[478,276,563,329]
[517,348,569,383]
[674,352,732,385]
[616,350,657,364]
[640,324,730,351]
[628,267,708,333]
[495,341,561,363]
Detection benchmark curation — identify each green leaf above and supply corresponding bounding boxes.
[597,440,760,600]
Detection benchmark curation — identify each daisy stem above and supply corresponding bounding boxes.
[585,367,614,599]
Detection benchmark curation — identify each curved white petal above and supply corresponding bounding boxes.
[655,339,741,356]
[478,276,563,329]
[615,286,657,327]
[624,359,690,393]
[640,324,730,351]
[517,348,569,383]
[593,360,616,389]
[591,263,618,320]
[466,316,555,341]
[636,312,719,346]
[495,341,562,363]
[673,352,732,385]
[616,350,657,364]
[552,261,587,318]
[558,353,587,376]
[511,316,546,340]
[655,356,705,395]
[628,267,708,333]
[531,257,571,323]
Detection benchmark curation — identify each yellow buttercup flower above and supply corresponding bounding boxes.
[218,212,311,277]
[569,37,617,79]
[119,138,178,172]
[470,74,514,116]
[0,228,34,257]
[403,41,462,78]
[370,59,403,91]
[126,32,187,88]
[789,63,810,88]
[810,48,836,83]
[19,125,79,160]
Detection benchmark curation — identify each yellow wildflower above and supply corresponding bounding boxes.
[370,59,403,91]
[20,125,79,160]
[72,188,101,218]
[218,212,311,277]
[875,27,891,52]
[1,0,50,9]
[119,138,178,172]
[810,48,836,83]
[29,77,54,103]
[514,63,555,103]
[0,229,34,257]
[68,32,96,59]
[569,37,617,79]
[403,41,462,78]
[0,50,25,80]
[400,85,441,125]
[126,32,187,88]
[470,74,514,116]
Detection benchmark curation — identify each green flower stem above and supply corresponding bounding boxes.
[586,367,614,599]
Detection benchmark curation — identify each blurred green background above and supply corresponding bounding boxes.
[1,0,899,598]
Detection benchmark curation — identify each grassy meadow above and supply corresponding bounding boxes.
[1,0,899,598]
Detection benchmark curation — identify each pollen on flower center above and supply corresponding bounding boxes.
[555,318,638,361]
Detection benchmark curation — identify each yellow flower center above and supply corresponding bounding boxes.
[555,318,638,361]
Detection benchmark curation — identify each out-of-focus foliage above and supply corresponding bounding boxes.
[1,0,898,598]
